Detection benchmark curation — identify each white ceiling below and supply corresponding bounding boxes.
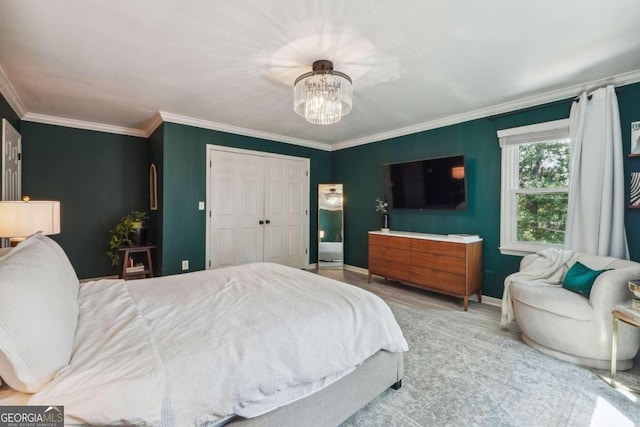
[1,0,640,150]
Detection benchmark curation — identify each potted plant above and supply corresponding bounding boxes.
[107,210,148,267]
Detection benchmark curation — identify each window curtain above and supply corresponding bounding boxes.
[564,85,629,259]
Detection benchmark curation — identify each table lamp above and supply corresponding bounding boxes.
[0,197,61,246]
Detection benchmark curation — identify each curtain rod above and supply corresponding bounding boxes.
[488,86,624,121]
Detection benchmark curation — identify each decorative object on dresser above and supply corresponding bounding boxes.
[368,231,482,311]
[375,197,390,232]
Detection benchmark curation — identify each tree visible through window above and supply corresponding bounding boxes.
[497,119,570,255]
[516,140,569,244]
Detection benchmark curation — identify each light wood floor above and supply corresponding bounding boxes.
[315,267,522,341]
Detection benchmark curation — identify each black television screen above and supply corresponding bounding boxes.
[382,155,467,210]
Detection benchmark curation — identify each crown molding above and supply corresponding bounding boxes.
[158,111,332,152]
[332,68,640,151]
[4,65,640,151]
[22,113,147,138]
[0,65,27,118]
[143,111,164,137]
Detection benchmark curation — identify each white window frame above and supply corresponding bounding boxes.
[497,119,570,256]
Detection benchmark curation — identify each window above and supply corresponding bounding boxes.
[497,119,570,256]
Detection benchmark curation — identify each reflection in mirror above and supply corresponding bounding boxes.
[318,184,343,269]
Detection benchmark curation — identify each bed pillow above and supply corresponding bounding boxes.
[0,232,80,392]
[562,261,609,297]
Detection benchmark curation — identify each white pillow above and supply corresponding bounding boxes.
[0,232,80,392]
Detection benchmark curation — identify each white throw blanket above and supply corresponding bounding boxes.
[500,249,575,328]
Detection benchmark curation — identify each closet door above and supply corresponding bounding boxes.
[207,146,309,270]
[264,157,308,268]
[210,150,264,268]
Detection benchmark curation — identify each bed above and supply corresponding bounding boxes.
[319,242,343,262]
[0,233,407,426]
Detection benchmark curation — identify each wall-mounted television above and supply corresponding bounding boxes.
[382,155,467,210]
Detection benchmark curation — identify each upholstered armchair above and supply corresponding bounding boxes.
[510,252,640,370]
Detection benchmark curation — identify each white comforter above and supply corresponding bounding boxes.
[26,263,407,425]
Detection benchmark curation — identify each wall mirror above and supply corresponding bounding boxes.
[318,183,343,269]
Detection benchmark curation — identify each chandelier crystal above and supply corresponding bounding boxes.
[293,60,352,125]
[324,188,343,206]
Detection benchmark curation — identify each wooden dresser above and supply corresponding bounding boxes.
[368,231,482,311]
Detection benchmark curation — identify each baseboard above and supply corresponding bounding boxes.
[307,263,318,270]
[479,295,501,307]
[344,264,369,275]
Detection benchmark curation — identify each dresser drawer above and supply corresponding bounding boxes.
[411,251,466,275]
[410,265,466,293]
[411,238,466,258]
[369,245,411,265]
[369,234,411,250]
[369,259,411,282]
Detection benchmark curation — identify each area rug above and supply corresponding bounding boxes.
[341,303,640,426]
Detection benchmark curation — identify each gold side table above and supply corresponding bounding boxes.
[610,309,640,392]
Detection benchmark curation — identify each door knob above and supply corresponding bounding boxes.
[265,219,271,224]
[259,220,265,225]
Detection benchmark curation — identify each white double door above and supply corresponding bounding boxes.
[207,146,309,269]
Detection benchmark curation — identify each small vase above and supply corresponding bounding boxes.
[381,212,390,232]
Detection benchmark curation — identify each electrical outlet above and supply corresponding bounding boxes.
[198,201,205,210]
[181,260,189,270]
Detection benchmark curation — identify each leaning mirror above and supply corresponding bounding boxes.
[318,184,343,269]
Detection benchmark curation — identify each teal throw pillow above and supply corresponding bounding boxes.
[562,261,610,297]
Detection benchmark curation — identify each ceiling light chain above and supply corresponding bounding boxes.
[293,60,352,125]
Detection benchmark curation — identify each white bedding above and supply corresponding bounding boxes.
[7,262,407,425]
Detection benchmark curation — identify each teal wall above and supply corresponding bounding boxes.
[0,94,20,131]
[148,124,164,275]
[620,84,640,261]
[21,122,149,279]
[332,82,640,298]
[5,81,640,285]
[154,122,331,276]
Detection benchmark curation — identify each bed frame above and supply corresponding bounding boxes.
[223,350,404,427]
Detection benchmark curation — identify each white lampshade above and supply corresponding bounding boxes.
[0,200,61,238]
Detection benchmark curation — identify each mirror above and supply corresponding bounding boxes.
[318,184,343,269]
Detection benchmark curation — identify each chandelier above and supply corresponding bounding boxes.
[293,60,352,125]
[324,188,343,206]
